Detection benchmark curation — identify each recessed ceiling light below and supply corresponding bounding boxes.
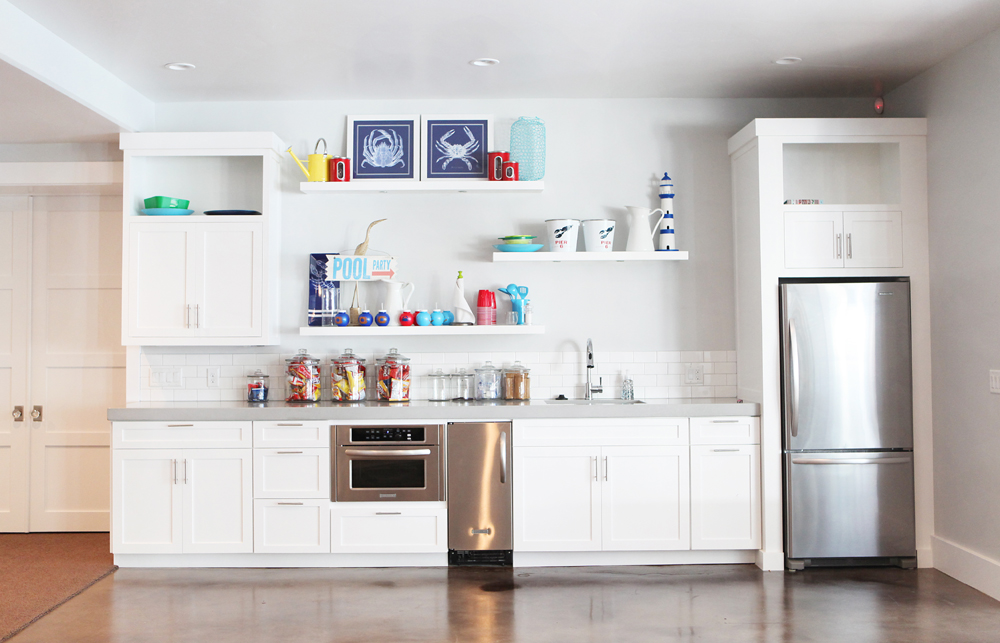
[469,58,499,67]
[774,56,803,65]
[164,62,196,71]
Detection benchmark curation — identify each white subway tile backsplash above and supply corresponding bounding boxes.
[138,348,737,402]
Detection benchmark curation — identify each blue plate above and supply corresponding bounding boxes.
[493,244,544,252]
[142,208,194,216]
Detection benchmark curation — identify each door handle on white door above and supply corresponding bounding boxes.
[592,456,598,481]
[12,406,23,421]
[846,233,853,259]
[186,304,191,328]
[195,304,200,328]
[183,458,188,484]
[172,459,178,484]
[30,406,42,422]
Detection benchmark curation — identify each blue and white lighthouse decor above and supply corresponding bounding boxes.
[657,171,677,251]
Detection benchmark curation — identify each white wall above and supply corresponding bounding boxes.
[887,28,1000,597]
[153,97,869,361]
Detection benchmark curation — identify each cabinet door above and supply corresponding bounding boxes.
[253,448,331,499]
[843,211,903,268]
[254,499,330,553]
[601,446,690,551]
[690,445,761,550]
[192,222,262,338]
[182,449,253,553]
[127,222,194,338]
[112,449,183,553]
[329,502,446,553]
[783,211,843,268]
[513,447,601,552]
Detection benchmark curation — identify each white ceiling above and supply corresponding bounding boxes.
[4,0,1000,143]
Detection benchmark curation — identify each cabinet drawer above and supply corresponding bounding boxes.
[690,417,759,445]
[113,421,252,449]
[254,499,330,553]
[514,418,689,447]
[253,449,331,499]
[329,502,447,553]
[253,421,331,448]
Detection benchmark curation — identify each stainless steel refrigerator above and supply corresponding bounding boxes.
[780,278,916,570]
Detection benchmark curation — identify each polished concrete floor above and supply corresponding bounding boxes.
[9,565,1000,642]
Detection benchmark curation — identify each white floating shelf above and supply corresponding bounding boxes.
[300,180,543,193]
[300,325,545,336]
[492,251,689,262]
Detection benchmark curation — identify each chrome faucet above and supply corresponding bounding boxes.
[585,338,603,400]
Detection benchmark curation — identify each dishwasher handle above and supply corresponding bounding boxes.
[499,430,508,485]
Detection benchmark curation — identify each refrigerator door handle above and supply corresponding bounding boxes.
[792,456,912,465]
[499,431,507,484]
[788,319,800,437]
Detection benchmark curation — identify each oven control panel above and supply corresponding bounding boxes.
[350,427,426,443]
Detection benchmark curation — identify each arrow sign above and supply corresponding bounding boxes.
[324,255,397,282]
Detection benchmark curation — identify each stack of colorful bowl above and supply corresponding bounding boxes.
[493,235,543,252]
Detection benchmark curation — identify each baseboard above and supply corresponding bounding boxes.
[932,535,1000,601]
[755,549,785,571]
[114,552,448,568]
[916,546,933,568]
[513,550,755,568]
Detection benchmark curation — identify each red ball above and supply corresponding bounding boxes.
[399,310,415,326]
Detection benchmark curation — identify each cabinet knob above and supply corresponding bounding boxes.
[12,406,23,421]
[30,406,42,422]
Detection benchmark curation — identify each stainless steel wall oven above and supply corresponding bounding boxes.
[334,425,444,502]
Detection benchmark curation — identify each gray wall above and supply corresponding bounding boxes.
[888,29,1000,561]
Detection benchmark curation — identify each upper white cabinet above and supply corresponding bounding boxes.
[783,209,902,269]
[120,132,283,346]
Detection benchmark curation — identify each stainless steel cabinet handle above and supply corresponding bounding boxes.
[172,459,178,484]
[276,423,303,427]
[276,451,304,454]
[30,406,42,422]
[711,419,739,424]
[788,320,800,438]
[499,431,508,484]
[792,456,911,465]
[712,448,740,452]
[376,512,402,515]
[12,406,23,422]
[603,456,608,481]
[836,233,842,259]
[343,448,431,457]
[195,304,200,328]
[167,424,194,428]
[277,502,304,506]
[183,458,188,484]
[592,456,598,481]
[186,304,191,328]
[846,233,853,259]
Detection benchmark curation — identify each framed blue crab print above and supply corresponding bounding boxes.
[347,115,419,181]
[420,114,493,180]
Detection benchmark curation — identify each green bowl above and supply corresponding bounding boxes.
[144,196,190,209]
[499,235,536,244]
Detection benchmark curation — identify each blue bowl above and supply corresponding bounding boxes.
[142,208,194,216]
[493,243,544,252]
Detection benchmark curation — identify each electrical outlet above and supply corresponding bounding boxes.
[150,366,184,388]
[685,364,705,385]
[207,366,221,388]
[991,370,1000,394]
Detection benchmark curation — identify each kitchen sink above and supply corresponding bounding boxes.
[545,399,645,405]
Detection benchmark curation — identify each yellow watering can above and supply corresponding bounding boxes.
[287,138,329,182]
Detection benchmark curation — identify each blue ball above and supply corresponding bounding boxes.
[431,310,444,326]
[415,311,432,326]
[358,311,373,327]
[442,310,454,325]
[374,311,390,326]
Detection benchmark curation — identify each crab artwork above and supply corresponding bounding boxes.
[361,129,406,168]
[434,126,481,171]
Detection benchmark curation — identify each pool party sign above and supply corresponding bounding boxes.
[323,255,397,281]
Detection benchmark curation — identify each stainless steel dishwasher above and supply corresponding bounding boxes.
[447,422,513,566]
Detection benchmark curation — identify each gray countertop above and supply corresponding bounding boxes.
[108,398,759,422]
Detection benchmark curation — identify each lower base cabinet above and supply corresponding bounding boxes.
[329,502,447,553]
[690,445,761,550]
[254,499,330,553]
[112,448,253,554]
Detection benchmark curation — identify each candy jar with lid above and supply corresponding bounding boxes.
[503,361,531,400]
[331,348,366,402]
[428,369,450,401]
[475,361,502,400]
[376,348,411,401]
[246,369,269,402]
[454,368,475,400]
[285,349,321,402]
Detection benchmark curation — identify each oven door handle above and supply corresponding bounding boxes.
[343,448,431,457]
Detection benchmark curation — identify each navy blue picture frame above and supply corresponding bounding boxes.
[347,115,418,180]
[421,115,493,180]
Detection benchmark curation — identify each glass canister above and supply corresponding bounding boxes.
[454,368,475,401]
[330,348,366,402]
[376,348,411,402]
[509,116,546,181]
[246,369,269,402]
[428,369,450,401]
[285,349,321,402]
[475,361,502,400]
[503,361,531,400]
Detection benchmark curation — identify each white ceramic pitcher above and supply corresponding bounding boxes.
[383,280,415,326]
[624,206,665,252]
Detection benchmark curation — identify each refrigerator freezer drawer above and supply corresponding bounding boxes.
[785,452,915,559]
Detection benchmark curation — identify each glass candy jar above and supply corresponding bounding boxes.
[246,369,269,403]
[509,117,546,181]
[330,348,366,402]
[428,369,450,401]
[376,348,411,402]
[475,361,502,400]
[285,349,321,402]
[502,361,531,400]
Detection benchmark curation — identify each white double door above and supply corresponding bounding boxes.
[0,195,124,532]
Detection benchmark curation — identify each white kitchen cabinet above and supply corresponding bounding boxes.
[253,448,330,499]
[690,445,761,550]
[120,132,283,346]
[254,499,330,553]
[112,448,253,554]
[783,210,902,269]
[329,502,447,553]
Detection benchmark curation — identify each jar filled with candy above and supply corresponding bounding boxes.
[376,348,411,402]
[330,348,366,402]
[502,361,531,400]
[246,369,269,402]
[285,349,321,402]
[475,361,502,400]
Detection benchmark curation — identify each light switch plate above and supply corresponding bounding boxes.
[990,370,1000,394]
[685,364,705,385]
[207,366,221,388]
[150,366,184,389]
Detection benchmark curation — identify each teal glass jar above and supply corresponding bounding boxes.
[509,117,545,181]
